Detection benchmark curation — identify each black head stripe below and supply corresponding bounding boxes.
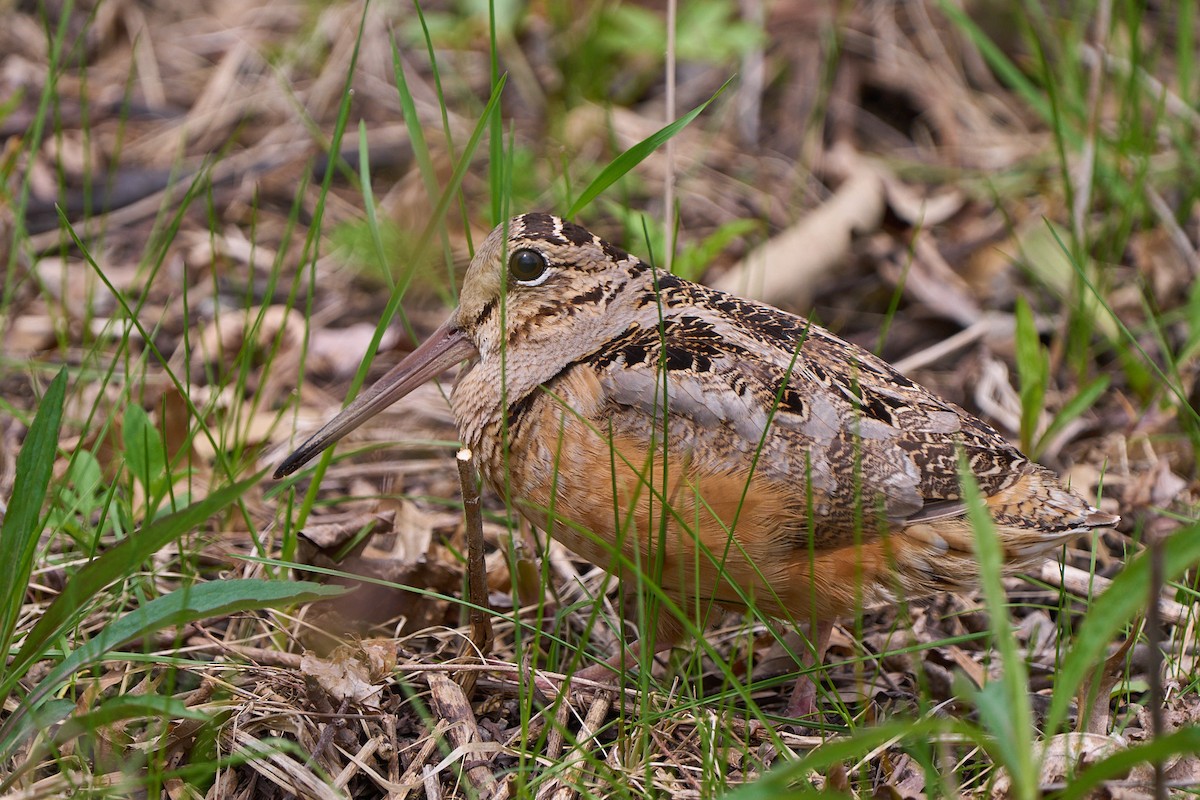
[515,213,567,244]
[559,220,595,247]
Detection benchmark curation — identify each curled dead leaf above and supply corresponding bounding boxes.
[993,732,1150,795]
[300,641,396,711]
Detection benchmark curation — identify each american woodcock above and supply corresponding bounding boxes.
[277,212,1118,696]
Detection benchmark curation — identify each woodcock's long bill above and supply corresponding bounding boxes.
[276,213,1118,645]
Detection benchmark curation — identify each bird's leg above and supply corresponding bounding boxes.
[785,620,833,719]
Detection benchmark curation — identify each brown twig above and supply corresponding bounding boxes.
[456,448,494,697]
[1036,562,1192,625]
[427,674,499,796]
[394,720,450,800]
[539,691,613,800]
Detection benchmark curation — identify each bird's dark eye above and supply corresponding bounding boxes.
[509,248,549,284]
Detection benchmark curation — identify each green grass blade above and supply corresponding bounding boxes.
[1043,223,1197,427]
[959,452,1037,800]
[1013,296,1047,455]
[53,694,208,744]
[288,74,508,530]
[0,367,67,663]
[3,472,265,700]
[0,578,345,769]
[487,0,504,225]
[356,121,391,290]
[721,717,978,799]
[337,73,510,402]
[937,1,1053,123]
[566,77,733,219]
[391,4,466,298]
[390,36,440,202]
[1045,521,1200,735]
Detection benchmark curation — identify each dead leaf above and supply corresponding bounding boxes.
[945,644,985,689]
[1079,623,1141,735]
[879,173,963,227]
[1039,732,1130,784]
[35,256,117,318]
[4,313,56,356]
[300,510,396,553]
[157,383,193,467]
[189,305,305,416]
[1014,609,1057,664]
[1150,460,1188,509]
[881,751,928,799]
[300,642,394,710]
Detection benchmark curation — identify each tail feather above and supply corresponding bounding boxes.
[892,465,1118,595]
[986,465,1117,535]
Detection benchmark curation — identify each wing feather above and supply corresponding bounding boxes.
[584,293,1028,540]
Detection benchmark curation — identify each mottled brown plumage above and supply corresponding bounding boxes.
[277,212,1117,677]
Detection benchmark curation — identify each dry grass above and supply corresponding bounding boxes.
[2,1,1198,798]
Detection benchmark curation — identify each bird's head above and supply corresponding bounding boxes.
[274,213,648,478]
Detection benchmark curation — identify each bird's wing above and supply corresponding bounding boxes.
[585,285,1028,537]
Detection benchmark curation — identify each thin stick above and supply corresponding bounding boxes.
[541,691,613,800]
[1036,561,1192,625]
[427,674,498,796]
[456,448,494,696]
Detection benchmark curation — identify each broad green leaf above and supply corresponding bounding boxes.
[0,699,73,768]
[0,367,67,665]
[3,473,265,700]
[970,680,1029,790]
[0,578,344,764]
[64,449,103,508]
